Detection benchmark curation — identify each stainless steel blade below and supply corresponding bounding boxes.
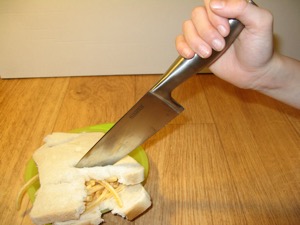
[76,92,183,167]
[76,10,256,167]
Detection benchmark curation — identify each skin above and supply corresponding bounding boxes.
[176,0,300,109]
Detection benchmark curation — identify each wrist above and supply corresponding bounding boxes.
[252,52,286,91]
[254,53,300,109]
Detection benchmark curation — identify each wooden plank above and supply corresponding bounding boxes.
[140,124,246,225]
[0,78,69,225]
[53,75,136,131]
[202,76,300,224]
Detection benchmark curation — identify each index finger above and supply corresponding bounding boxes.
[204,0,231,37]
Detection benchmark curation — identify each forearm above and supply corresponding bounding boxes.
[255,53,300,109]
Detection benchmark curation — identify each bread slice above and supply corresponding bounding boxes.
[53,208,103,225]
[30,181,86,224]
[101,184,151,221]
[53,184,151,225]
[30,132,151,225]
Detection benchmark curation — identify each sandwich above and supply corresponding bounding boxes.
[20,132,151,225]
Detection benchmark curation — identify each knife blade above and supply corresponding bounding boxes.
[76,15,249,167]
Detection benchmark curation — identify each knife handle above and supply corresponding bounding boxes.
[150,0,256,101]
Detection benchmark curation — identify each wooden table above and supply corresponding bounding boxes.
[1,74,299,225]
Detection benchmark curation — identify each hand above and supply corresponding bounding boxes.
[176,0,275,89]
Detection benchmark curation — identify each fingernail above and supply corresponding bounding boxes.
[183,48,193,58]
[210,0,225,9]
[198,45,210,58]
[217,25,227,36]
[212,39,224,51]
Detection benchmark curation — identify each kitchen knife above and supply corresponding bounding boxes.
[76,0,256,168]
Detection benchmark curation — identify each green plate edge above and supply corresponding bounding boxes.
[24,123,149,203]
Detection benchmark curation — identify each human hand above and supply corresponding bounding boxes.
[176,0,275,89]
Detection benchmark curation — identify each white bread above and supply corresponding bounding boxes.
[53,184,151,225]
[100,184,151,221]
[30,181,86,224]
[30,132,151,225]
[53,208,103,225]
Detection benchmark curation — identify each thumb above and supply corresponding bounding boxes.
[209,0,271,30]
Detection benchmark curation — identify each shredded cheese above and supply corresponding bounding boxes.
[86,189,109,212]
[99,180,124,208]
[84,178,124,212]
[16,174,39,210]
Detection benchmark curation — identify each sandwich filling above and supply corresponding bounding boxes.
[85,177,124,211]
[18,132,151,225]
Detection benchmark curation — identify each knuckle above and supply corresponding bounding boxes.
[182,19,192,31]
[191,7,205,20]
[263,10,274,26]
[203,26,218,40]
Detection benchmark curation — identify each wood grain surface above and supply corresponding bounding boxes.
[0,74,299,225]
